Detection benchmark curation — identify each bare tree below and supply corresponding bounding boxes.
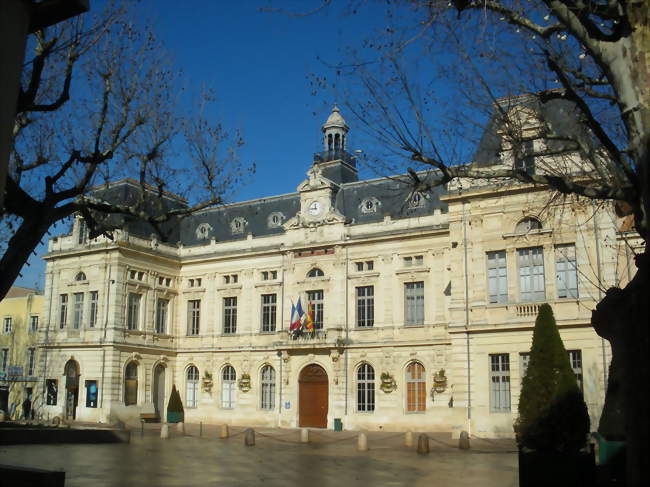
[1,2,251,301]
[288,0,648,482]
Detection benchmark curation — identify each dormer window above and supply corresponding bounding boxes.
[230,217,247,235]
[409,192,425,209]
[307,268,324,278]
[360,197,380,214]
[75,272,87,281]
[268,212,285,228]
[515,217,542,234]
[195,223,213,240]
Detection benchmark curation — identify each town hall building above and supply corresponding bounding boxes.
[34,100,637,437]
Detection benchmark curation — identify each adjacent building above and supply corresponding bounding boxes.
[0,286,43,419]
[36,101,638,436]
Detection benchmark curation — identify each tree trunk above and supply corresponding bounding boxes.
[592,248,649,486]
[0,209,56,300]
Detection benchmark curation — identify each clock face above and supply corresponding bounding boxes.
[308,201,322,216]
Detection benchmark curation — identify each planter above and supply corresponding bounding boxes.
[166,411,184,424]
[518,448,595,487]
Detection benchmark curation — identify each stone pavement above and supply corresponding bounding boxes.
[0,423,519,487]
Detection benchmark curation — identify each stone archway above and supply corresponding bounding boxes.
[64,359,80,420]
[298,364,328,428]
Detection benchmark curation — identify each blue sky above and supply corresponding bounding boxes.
[15,1,391,290]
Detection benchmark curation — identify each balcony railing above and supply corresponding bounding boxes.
[313,149,357,166]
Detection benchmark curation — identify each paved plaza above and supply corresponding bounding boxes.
[0,424,519,487]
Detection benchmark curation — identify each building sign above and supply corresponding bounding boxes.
[7,366,23,377]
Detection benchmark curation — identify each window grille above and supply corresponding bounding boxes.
[518,247,545,302]
[489,354,511,412]
[223,297,237,334]
[487,250,508,304]
[357,363,375,412]
[356,286,374,328]
[261,365,276,410]
[404,282,424,325]
[222,366,236,409]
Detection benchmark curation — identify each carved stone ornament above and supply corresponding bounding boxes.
[202,371,213,392]
[238,373,251,392]
[433,368,447,393]
[380,372,397,393]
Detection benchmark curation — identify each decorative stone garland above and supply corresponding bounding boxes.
[238,373,251,392]
[380,372,397,393]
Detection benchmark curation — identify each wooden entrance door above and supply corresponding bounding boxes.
[299,364,328,428]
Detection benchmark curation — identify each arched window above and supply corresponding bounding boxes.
[307,268,324,278]
[124,362,138,406]
[357,363,375,412]
[186,365,199,408]
[75,272,86,281]
[406,362,426,412]
[260,365,276,410]
[515,217,542,233]
[222,365,236,409]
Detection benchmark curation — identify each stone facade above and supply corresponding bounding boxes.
[0,286,43,419]
[35,105,640,437]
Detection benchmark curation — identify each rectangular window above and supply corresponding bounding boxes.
[89,291,98,328]
[30,315,39,332]
[188,299,201,336]
[520,352,530,380]
[3,317,11,334]
[414,255,424,266]
[46,379,58,405]
[127,293,141,330]
[487,250,508,304]
[518,247,545,302]
[366,260,374,271]
[59,294,68,328]
[403,256,412,267]
[78,219,87,244]
[1,348,8,372]
[85,380,98,408]
[306,290,324,330]
[404,282,425,325]
[156,298,169,334]
[356,286,374,328]
[261,294,277,332]
[556,244,578,298]
[73,292,84,329]
[355,262,364,272]
[223,297,237,334]
[568,350,583,392]
[489,354,511,412]
[26,348,36,376]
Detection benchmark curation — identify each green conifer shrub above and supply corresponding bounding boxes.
[515,304,590,452]
[167,384,184,413]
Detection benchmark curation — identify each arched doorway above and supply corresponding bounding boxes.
[299,364,328,428]
[64,360,80,420]
[153,364,166,421]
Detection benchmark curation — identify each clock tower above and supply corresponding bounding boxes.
[284,106,355,229]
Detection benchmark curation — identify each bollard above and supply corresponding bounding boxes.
[357,432,368,452]
[417,434,430,455]
[219,424,230,439]
[160,424,169,439]
[404,431,414,448]
[459,430,470,450]
[177,422,185,434]
[141,419,144,437]
[200,422,202,437]
[300,428,310,443]
[244,428,255,446]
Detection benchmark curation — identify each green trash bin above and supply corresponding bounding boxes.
[334,418,343,431]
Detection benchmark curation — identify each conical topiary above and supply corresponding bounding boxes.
[166,384,184,422]
[514,303,590,452]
